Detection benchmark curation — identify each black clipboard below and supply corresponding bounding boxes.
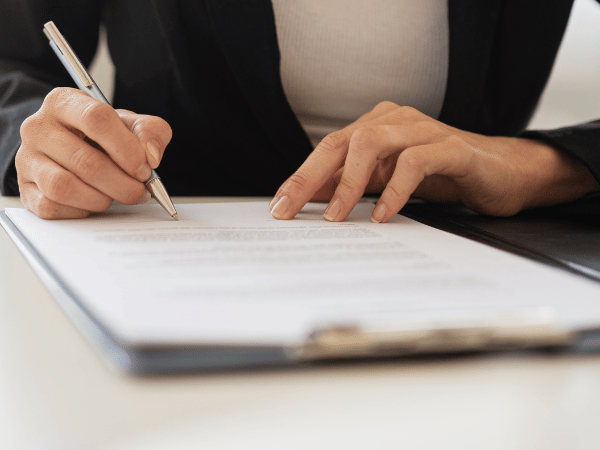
[401,202,600,283]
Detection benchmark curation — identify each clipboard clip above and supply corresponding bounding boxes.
[294,311,575,360]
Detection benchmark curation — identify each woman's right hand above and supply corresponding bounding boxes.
[16,87,173,219]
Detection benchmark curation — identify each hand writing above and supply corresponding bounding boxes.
[16,87,172,219]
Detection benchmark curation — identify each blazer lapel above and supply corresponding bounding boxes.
[203,0,505,159]
[203,0,313,171]
[438,0,503,131]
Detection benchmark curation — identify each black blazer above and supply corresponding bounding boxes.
[1,0,599,213]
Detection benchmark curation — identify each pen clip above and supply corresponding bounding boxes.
[43,21,94,89]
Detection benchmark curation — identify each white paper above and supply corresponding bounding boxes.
[6,201,600,346]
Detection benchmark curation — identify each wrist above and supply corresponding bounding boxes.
[518,138,600,209]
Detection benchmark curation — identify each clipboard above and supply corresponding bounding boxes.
[2,201,600,374]
[400,202,600,283]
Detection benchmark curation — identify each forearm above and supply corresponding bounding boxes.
[519,120,600,215]
[507,137,599,210]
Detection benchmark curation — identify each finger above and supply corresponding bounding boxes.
[44,88,151,182]
[39,124,148,205]
[310,161,394,203]
[270,117,399,216]
[271,106,440,220]
[322,121,441,222]
[116,110,173,168]
[26,152,115,212]
[371,137,472,223]
[19,181,92,220]
[270,129,352,219]
[276,168,342,205]
[269,107,401,214]
[323,126,405,221]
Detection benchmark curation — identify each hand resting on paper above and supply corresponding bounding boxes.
[16,87,172,219]
[270,101,600,223]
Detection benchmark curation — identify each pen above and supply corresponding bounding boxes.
[42,21,178,220]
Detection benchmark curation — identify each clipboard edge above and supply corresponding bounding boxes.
[0,211,292,374]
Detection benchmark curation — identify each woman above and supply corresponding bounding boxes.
[1,0,599,221]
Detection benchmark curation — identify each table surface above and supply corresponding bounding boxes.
[2,196,600,450]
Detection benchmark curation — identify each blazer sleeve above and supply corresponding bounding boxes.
[516,0,600,217]
[0,0,101,195]
[519,121,600,218]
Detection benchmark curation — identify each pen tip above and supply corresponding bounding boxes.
[172,213,178,221]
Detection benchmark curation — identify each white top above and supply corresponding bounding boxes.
[272,0,449,147]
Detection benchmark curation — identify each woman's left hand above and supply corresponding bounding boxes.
[270,101,599,222]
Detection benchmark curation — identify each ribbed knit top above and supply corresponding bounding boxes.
[272,0,449,147]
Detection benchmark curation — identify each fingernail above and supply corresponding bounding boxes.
[371,203,387,223]
[324,198,341,221]
[269,196,278,210]
[146,140,161,168]
[137,191,151,204]
[271,195,290,219]
[135,163,152,182]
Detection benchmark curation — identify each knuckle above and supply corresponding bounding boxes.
[132,116,173,144]
[349,127,378,151]
[377,100,398,110]
[43,87,82,119]
[130,116,148,137]
[82,102,114,136]
[33,196,60,220]
[335,174,363,199]
[70,146,104,180]
[393,105,420,120]
[286,171,311,190]
[384,182,405,201]
[45,170,75,202]
[318,131,350,155]
[336,175,356,193]
[44,87,73,110]
[19,114,44,141]
[372,101,398,114]
[400,149,425,173]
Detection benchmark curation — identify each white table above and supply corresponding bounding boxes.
[2,196,600,450]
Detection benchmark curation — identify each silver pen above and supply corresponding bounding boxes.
[43,21,178,220]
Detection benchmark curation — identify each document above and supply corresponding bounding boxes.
[5,201,600,350]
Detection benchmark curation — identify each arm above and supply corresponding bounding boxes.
[1,1,173,219]
[269,1,600,221]
[0,0,103,195]
[519,121,600,216]
[269,102,600,222]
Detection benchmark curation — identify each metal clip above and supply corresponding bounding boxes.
[294,312,574,360]
[43,21,94,88]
